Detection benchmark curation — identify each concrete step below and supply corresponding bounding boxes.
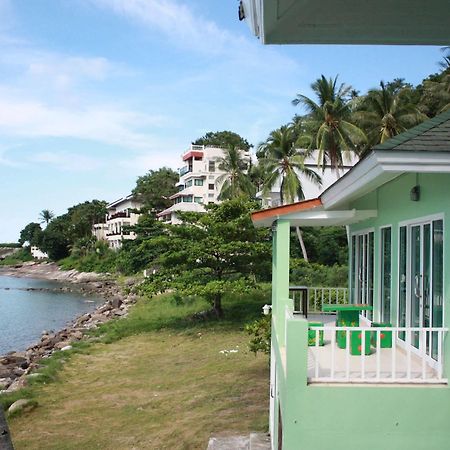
[206,433,271,450]
[206,435,250,450]
[249,433,271,450]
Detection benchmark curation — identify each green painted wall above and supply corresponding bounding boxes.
[270,173,450,449]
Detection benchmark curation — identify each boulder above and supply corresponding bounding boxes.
[8,398,36,415]
[110,297,122,309]
[6,377,27,392]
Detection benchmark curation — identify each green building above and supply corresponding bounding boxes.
[251,110,450,449]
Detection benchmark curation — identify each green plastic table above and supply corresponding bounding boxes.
[322,304,373,350]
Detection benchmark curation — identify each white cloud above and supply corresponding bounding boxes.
[0,93,168,150]
[31,151,103,172]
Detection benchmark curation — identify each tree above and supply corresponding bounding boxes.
[292,75,366,175]
[40,200,107,260]
[133,167,178,213]
[39,209,54,225]
[355,81,426,147]
[192,131,252,151]
[216,145,255,200]
[115,215,166,275]
[141,199,271,317]
[258,125,322,261]
[259,126,322,204]
[18,222,43,246]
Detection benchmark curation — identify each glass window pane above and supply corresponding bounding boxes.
[381,227,391,323]
[399,226,407,340]
[432,219,444,359]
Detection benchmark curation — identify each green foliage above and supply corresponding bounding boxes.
[0,248,33,266]
[115,215,166,275]
[138,198,272,316]
[245,314,271,356]
[292,75,367,172]
[18,222,43,246]
[59,241,117,273]
[132,167,178,213]
[38,209,54,225]
[192,130,252,151]
[290,259,348,287]
[258,125,322,203]
[216,145,255,200]
[0,243,22,248]
[40,200,107,261]
[291,227,348,265]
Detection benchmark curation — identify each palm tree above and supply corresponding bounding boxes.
[355,81,426,147]
[292,75,366,176]
[39,209,54,225]
[423,73,450,115]
[259,126,322,261]
[216,145,255,200]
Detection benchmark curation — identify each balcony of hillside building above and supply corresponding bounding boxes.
[283,287,448,385]
[108,211,130,220]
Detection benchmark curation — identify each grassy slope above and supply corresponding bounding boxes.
[8,291,270,450]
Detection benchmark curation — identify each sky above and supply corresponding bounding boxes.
[0,0,445,242]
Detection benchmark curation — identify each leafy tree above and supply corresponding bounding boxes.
[40,215,71,260]
[18,222,43,246]
[258,126,321,204]
[132,167,178,213]
[216,145,255,200]
[422,72,450,115]
[192,130,252,151]
[140,198,271,317]
[355,81,426,147]
[292,75,366,175]
[258,125,321,262]
[39,209,54,225]
[116,215,166,275]
[40,200,107,260]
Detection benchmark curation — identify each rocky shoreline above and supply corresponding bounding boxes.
[0,262,139,401]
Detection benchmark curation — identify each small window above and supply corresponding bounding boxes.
[208,161,215,172]
[208,193,214,198]
[194,197,203,203]
[208,184,214,190]
[194,179,204,186]
[183,195,193,202]
[186,179,193,187]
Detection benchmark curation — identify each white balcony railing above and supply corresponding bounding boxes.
[290,286,348,315]
[307,325,448,384]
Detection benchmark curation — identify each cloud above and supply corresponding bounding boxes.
[30,151,103,172]
[0,93,168,150]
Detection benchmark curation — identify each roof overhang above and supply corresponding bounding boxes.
[321,150,450,209]
[241,0,450,45]
[182,151,203,161]
[252,204,377,228]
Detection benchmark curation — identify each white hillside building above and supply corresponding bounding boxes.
[157,145,251,224]
[92,195,142,250]
[256,150,356,208]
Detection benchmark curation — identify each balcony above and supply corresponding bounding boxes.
[286,287,448,385]
[108,211,129,220]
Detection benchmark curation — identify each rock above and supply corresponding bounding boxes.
[0,378,11,390]
[7,377,27,392]
[60,345,72,351]
[113,309,127,317]
[8,398,36,415]
[54,341,71,350]
[110,297,122,309]
[71,330,83,340]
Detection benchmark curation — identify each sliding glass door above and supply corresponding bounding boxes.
[352,231,374,320]
[398,218,444,360]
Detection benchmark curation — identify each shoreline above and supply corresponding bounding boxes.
[0,262,139,395]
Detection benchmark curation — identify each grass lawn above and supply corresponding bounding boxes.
[7,291,270,449]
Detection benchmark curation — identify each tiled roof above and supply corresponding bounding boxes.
[373,108,450,152]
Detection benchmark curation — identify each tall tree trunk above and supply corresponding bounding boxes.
[295,226,308,262]
[213,293,224,318]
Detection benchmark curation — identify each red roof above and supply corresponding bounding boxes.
[182,151,203,161]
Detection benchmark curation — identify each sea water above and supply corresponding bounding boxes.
[0,275,103,355]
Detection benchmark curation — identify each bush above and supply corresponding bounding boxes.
[245,314,271,356]
[0,248,33,266]
[289,259,348,287]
